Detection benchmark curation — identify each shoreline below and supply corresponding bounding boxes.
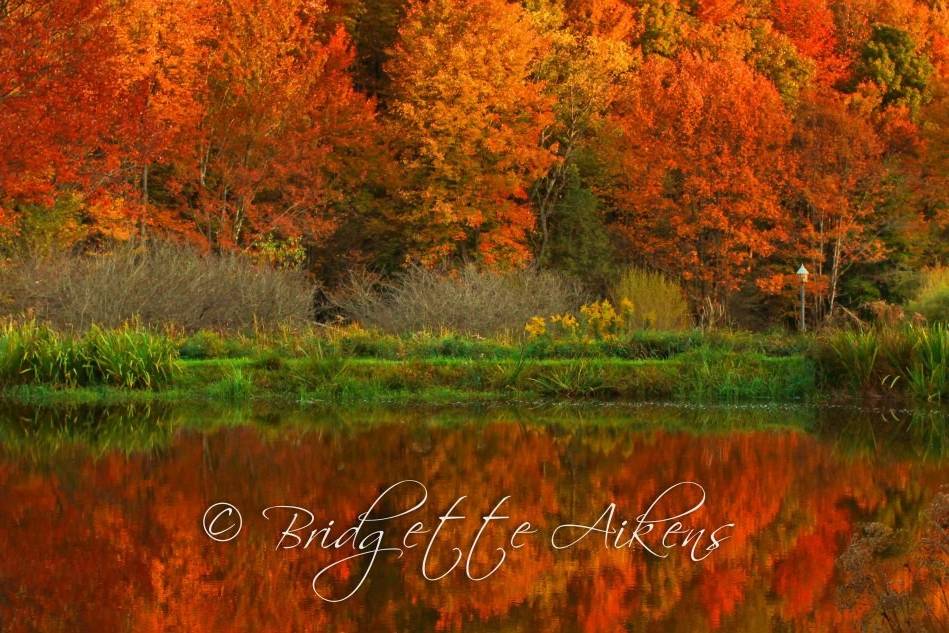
[0,353,823,407]
[2,324,945,410]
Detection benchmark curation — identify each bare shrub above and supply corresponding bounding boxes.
[0,242,313,331]
[865,300,905,325]
[331,265,587,336]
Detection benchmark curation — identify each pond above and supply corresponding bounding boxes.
[0,401,946,632]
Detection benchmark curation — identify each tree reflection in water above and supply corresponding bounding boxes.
[0,402,945,632]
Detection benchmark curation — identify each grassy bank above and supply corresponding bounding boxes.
[2,321,946,407]
[190,352,816,403]
[3,353,815,406]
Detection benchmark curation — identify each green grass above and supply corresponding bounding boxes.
[173,327,809,362]
[1,353,817,406]
[904,325,948,403]
[0,321,177,388]
[205,367,253,401]
[2,322,945,407]
[812,324,948,404]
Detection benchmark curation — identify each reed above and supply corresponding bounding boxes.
[814,324,948,403]
[83,325,178,388]
[0,321,177,388]
[530,361,610,398]
[903,324,948,403]
[206,367,253,401]
[828,329,881,392]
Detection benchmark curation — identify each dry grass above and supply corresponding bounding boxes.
[611,267,692,331]
[909,266,949,324]
[331,265,587,336]
[0,242,313,331]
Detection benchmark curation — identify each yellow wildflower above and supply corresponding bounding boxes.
[524,316,547,338]
[580,300,621,339]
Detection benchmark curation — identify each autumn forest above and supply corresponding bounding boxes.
[1,0,947,323]
[2,4,949,631]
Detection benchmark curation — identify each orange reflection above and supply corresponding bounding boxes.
[0,411,945,632]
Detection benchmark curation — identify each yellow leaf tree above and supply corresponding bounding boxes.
[386,0,559,267]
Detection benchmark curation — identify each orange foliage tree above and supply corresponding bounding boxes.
[771,0,848,83]
[111,0,211,238]
[386,0,558,267]
[1,0,947,319]
[757,94,887,319]
[160,0,379,250]
[0,0,127,225]
[607,51,794,306]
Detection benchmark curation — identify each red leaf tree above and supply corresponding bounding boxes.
[607,52,794,307]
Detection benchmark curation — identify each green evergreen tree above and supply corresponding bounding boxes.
[544,171,614,285]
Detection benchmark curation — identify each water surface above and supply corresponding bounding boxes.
[0,402,946,632]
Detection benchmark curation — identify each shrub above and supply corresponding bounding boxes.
[525,300,653,342]
[626,330,702,358]
[0,242,313,331]
[579,300,624,339]
[611,268,691,331]
[411,332,482,358]
[249,350,285,371]
[908,266,949,323]
[331,265,586,336]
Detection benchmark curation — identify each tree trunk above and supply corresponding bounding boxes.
[828,230,843,318]
[140,162,149,239]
